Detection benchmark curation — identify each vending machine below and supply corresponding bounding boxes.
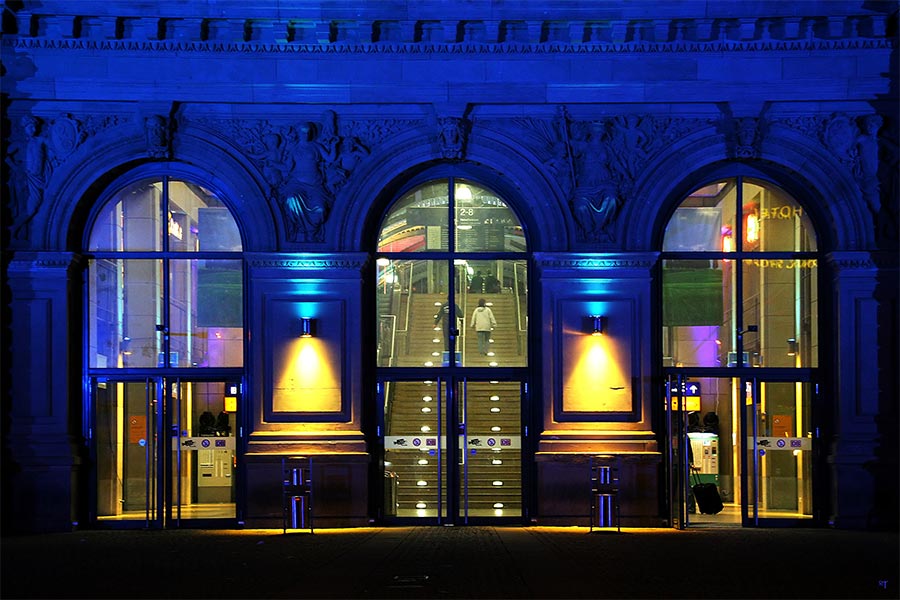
[688,431,719,485]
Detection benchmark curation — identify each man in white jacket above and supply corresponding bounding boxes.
[470,298,497,356]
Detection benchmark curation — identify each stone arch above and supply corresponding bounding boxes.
[44,122,277,252]
[624,125,870,253]
[333,123,572,252]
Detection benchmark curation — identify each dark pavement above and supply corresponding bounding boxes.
[2,526,898,599]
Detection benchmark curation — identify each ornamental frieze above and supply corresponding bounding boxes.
[534,253,657,271]
[246,256,369,270]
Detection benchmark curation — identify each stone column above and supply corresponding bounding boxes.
[5,252,84,532]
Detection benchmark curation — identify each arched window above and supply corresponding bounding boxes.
[373,177,529,522]
[375,177,528,368]
[87,176,244,369]
[662,177,818,369]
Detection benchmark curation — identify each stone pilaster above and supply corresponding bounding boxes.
[825,251,898,529]
[5,252,84,532]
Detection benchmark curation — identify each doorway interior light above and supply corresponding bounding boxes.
[456,184,473,201]
[299,317,314,338]
[590,315,606,336]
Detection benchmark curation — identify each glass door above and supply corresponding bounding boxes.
[380,377,524,523]
[94,378,161,525]
[457,379,522,520]
[92,377,239,527]
[742,378,817,525]
[666,372,818,528]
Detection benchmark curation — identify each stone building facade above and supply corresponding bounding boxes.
[1,0,897,532]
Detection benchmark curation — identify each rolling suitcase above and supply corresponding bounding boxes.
[691,471,724,515]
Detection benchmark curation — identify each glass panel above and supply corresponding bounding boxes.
[383,380,447,518]
[454,180,525,253]
[742,179,817,252]
[170,380,236,519]
[88,179,163,252]
[663,180,734,252]
[459,259,527,367]
[742,260,818,368]
[375,258,405,368]
[168,180,242,252]
[377,181,449,252]
[96,380,159,521]
[376,260,454,367]
[662,259,732,367]
[460,381,522,518]
[752,381,814,519]
[88,259,163,368]
[170,259,243,368]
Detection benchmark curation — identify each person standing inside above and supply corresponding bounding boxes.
[470,298,497,356]
[434,301,462,352]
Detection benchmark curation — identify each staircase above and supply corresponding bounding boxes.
[394,292,525,368]
[384,380,522,518]
[383,290,525,517]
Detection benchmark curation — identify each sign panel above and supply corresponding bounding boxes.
[172,436,236,450]
[752,437,811,451]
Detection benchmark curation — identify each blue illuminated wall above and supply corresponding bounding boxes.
[1,0,897,532]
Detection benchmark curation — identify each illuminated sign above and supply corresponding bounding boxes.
[666,381,701,411]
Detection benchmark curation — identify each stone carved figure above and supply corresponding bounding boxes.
[6,116,50,241]
[243,111,370,243]
[144,114,170,158]
[573,189,620,240]
[855,114,882,215]
[823,114,858,165]
[317,109,369,195]
[820,113,888,220]
[438,116,467,160]
[734,117,760,159]
[609,114,649,182]
[569,121,621,241]
[281,121,332,242]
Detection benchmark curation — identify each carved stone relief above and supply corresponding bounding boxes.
[5,116,50,241]
[733,117,762,159]
[143,114,171,158]
[4,111,130,243]
[436,116,469,160]
[518,109,713,243]
[216,110,371,243]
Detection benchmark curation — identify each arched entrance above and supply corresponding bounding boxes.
[373,176,531,524]
[83,173,246,528]
[660,175,823,528]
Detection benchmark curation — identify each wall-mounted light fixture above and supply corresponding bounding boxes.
[787,338,798,356]
[590,315,606,336]
[299,317,314,338]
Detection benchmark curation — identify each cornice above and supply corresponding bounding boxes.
[4,13,893,55]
